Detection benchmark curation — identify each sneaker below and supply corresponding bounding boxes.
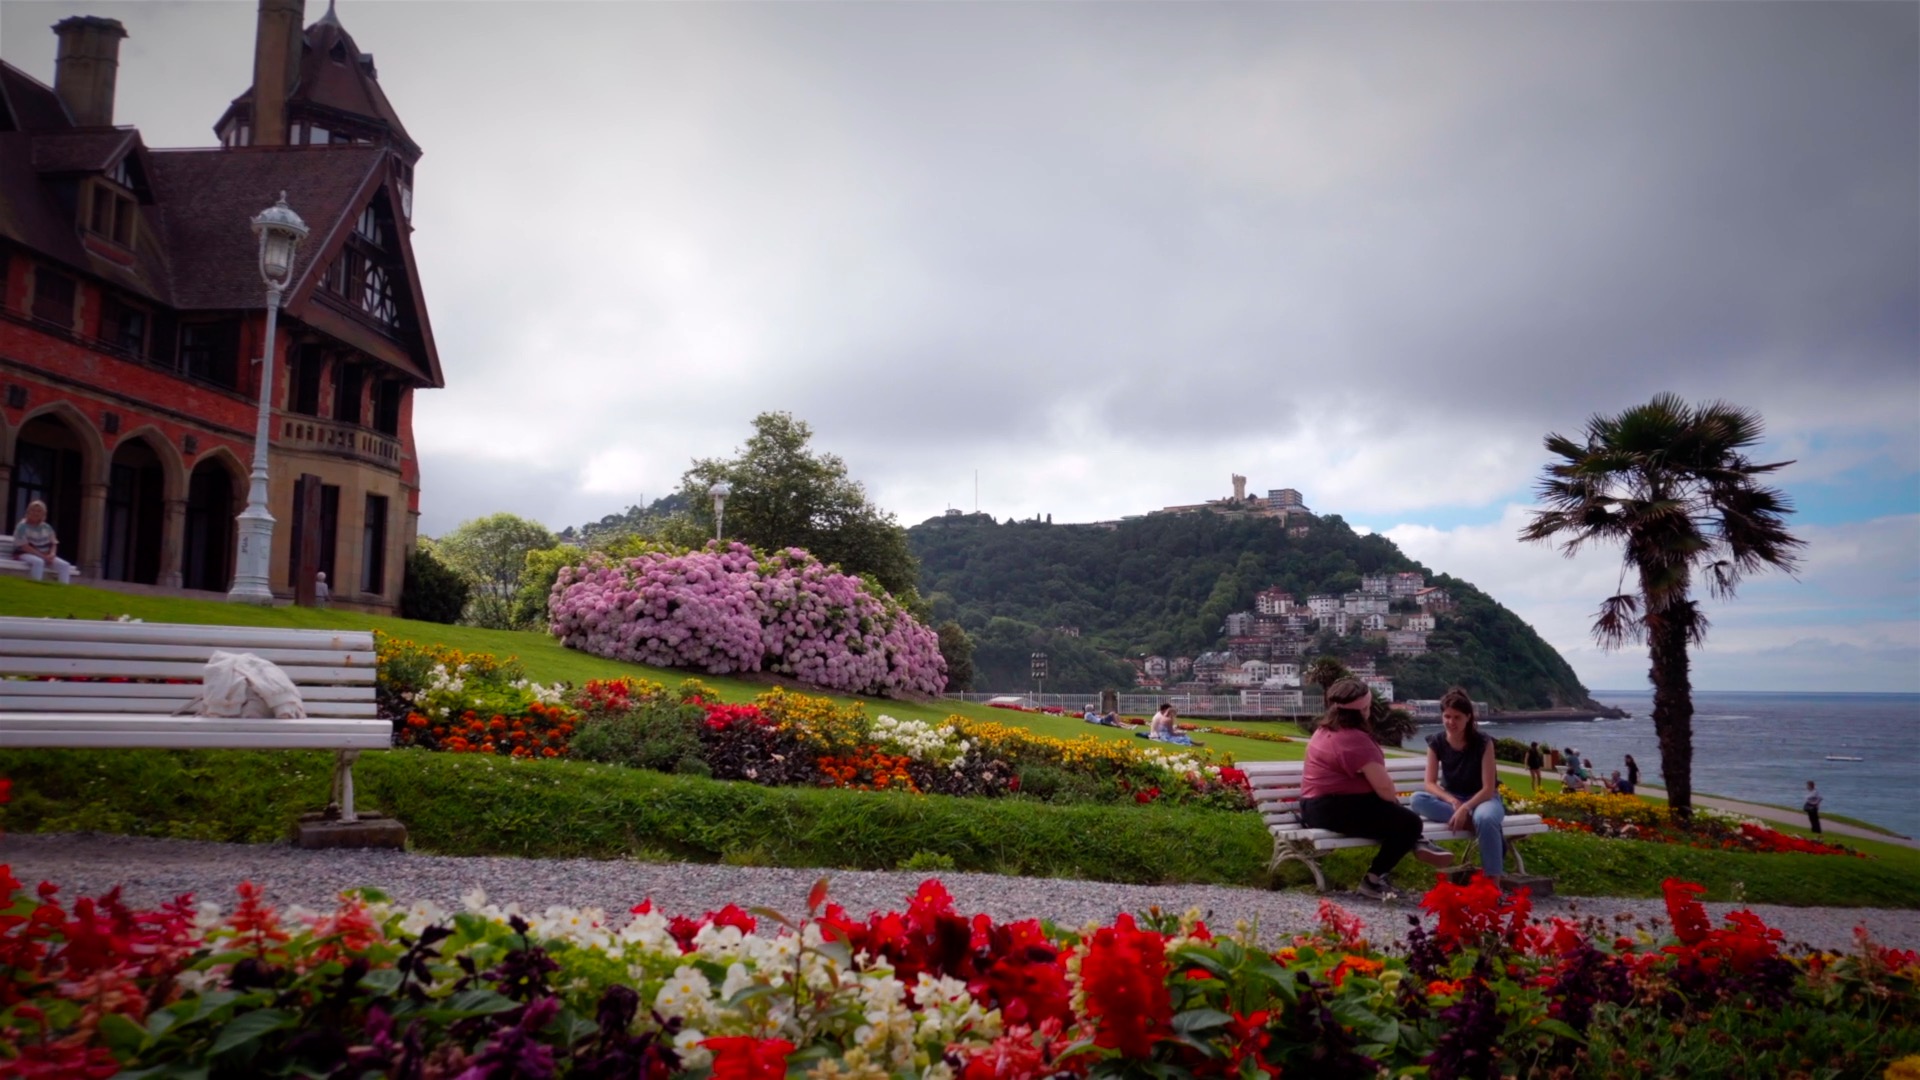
[1413,840,1456,869]
[1355,873,1397,901]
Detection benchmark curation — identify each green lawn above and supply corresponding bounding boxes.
[5,576,1914,907]
[0,577,1297,761]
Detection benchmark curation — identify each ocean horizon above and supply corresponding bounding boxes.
[1407,689,1920,839]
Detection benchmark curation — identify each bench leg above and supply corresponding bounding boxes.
[331,749,361,824]
[1270,840,1328,892]
[1505,837,1526,876]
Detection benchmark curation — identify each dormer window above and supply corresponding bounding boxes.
[84,174,136,249]
[109,158,134,188]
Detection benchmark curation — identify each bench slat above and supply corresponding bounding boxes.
[0,712,390,734]
[0,618,373,652]
[0,637,375,667]
[0,682,373,702]
[0,695,377,717]
[0,657,375,683]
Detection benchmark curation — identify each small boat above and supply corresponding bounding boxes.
[1825,755,1864,762]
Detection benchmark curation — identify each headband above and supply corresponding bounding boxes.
[1337,690,1372,715]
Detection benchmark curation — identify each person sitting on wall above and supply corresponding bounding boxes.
[12,500,74,585]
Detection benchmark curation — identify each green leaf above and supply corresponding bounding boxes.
[209,1008,292,1055]
[359,967,404,996]
[97,1010,148,1054]
[439,989,520,1017]
[724,983,784,1009]
[1532,1017,1585,1042]
[749,905,796,931]
[1171,1007,1235,1035]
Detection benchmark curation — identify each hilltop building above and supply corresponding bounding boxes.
[0,0,442,609]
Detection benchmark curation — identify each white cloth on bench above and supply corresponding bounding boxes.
[184,651,307,719]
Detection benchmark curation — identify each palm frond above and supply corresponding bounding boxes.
[1592,593,1643,650]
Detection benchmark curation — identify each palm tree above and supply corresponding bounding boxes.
[1520,394,1803,818]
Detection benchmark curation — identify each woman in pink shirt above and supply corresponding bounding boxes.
[1299,678,1453,899]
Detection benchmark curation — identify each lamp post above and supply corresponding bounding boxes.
[709,481,731,543]
[228,192,308,604]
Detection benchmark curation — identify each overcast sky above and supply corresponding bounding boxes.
[6,1,1915,693]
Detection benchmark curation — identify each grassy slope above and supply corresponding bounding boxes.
[3,577,1914,907]
[0,578,1299,762]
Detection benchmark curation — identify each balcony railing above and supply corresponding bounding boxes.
[277,413,401,470]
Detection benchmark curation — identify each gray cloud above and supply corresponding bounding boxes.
[6,2,1914,686]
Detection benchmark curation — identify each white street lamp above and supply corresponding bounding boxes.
[228,191,308,604]
[709,480,731,543]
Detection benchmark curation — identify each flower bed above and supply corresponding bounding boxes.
[1511,789,1863,857]
[382,635,575,758]
[2,865,1914,1078]
[547,543,945,699]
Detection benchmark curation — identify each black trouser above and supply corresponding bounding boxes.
[1807,806,1821,834]
[1301,793,1422,878]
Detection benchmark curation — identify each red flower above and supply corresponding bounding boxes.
[702,1036,795,1080]
[1080,914,1172,1057]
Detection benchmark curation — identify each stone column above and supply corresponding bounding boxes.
[159,497,186,588]
[78,481,107,579]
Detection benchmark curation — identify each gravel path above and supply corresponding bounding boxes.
[4,833,1915,953]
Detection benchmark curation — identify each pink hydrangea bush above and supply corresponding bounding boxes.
[547,545,766,674]
[550,543,946,698]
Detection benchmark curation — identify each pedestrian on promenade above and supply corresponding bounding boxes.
[1624,754,1640,789]
[1804,781,1823,834]
[1298,678,1452,901]
[1524,741,1545,791]
[1413,687,1506,879]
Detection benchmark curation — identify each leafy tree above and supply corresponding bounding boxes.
[936,621,976,692]
[399,542,469,625]
[511,544,586,630]
[678,412,920,599]
[1521,394,1803,818]
[436,512,558,629]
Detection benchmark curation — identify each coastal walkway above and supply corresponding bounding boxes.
[1483,760,1918,848]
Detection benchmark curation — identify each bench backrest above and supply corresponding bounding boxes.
[0,617,378,720]
[1242,758,1431,830]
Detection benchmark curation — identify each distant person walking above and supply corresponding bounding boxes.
[1624,755,1640,789]
[1298,678,1452,900]
[1524,741,1545,791]
[1413,687,1507,878]
[1804,781,1823,834]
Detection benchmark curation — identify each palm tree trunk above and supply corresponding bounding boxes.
[1647,612,1695,820]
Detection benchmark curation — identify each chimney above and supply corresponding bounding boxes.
[51,17,127,128]
[250,0,306,146]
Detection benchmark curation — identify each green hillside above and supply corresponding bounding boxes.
[909,510,1598,709]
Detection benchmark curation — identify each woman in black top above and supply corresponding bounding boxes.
[1411,687,1507,876]
[1624,755,1640,788]
[1524,741,1545,791]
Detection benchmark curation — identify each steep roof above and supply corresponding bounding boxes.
[29,130,137,174]
[143,144,384,310]
[0,60,73,133]
[218,5,419,159]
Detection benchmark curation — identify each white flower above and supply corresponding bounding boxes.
[655,965,713,1020]
[673,1028,712,1069]
[719,961,757,1001]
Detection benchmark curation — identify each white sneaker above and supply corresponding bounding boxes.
[1413,840,1456,869]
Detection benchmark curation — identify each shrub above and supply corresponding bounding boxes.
[568,697,705,774]
[548,543,946,699]
[398,545,469,624]
[1494,736,1530,763]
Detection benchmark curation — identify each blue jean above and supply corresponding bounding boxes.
[1411,791,1505,876]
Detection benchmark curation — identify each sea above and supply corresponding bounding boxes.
[1404,691,1920,839]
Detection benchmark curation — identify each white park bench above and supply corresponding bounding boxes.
[0,616,390,822]
[1243,758,1549,892]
